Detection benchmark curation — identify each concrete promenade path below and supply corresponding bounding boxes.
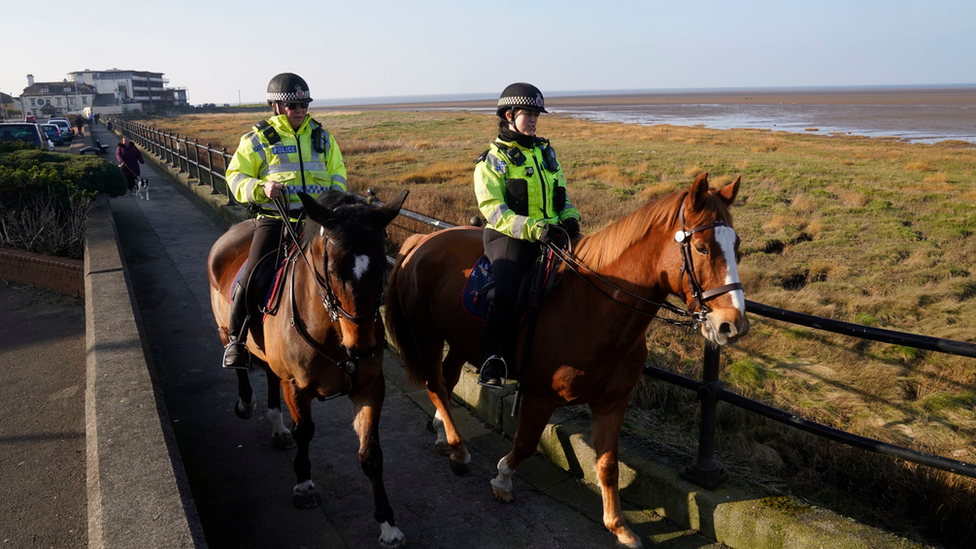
[86,122,721,549]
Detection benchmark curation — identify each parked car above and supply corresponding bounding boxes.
[40,123,64,145]
[48,118,73,139]
[24,114,36,123]
[0,122,55,150]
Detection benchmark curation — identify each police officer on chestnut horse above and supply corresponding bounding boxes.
[474,82,582,388]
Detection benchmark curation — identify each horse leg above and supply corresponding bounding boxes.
[426,348,471,476]
[490,396,556,502]
[234,368,256,419]
[590,399,642,549]
[265,370,295,450]
[352,377,406,548]
[281,380,321,509]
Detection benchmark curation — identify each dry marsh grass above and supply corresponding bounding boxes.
[133,110,976,547]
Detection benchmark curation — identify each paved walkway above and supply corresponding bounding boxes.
[0,281,87,548]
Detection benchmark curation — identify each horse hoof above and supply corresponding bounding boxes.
[449,457,472,477]
[615,535,644,549]
[434,440,452,456]
[273,431,296,450]
[379,522,406,548]
[235,399,256,420]
[490,484,514,503]
[292,487,322,509]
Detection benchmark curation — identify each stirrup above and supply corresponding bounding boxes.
[222,339,250,370]
[477,355,507,390]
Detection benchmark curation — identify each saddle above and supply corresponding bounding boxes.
[461,248,561,323]
[229,244,296,323]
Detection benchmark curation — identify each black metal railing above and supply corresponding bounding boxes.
[105,117,976,487]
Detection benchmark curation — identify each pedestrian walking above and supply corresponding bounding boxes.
[116,137,144,193]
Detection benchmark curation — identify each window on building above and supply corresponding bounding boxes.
[82,97,88,105]
[30,99,35,106]
[42,87,49,93]
[56,98,62,105]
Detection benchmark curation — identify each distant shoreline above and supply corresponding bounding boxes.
[313,85,976,112]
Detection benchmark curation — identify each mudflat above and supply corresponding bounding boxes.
[318,86,976,111]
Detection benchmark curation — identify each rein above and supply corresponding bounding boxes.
[547,193,741,329]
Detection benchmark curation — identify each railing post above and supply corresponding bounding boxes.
[680,341,728,489]
[206,144,218,194]
[221,148,232,201]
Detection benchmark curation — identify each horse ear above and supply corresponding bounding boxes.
[691,172,710,206]
[298,191,332,225]
[373,190,409,228]
[717,176,741,206]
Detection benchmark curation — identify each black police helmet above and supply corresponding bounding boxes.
[496,82,548,117]
[267,73,313,105]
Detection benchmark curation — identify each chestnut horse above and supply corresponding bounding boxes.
[384,174,748,548]
[209,190,409,548]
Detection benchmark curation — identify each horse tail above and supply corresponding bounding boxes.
[384,233,428,388]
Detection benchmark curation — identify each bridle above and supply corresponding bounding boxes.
[549,193,742,330]
[674,198,743,319]
[272,198,383,394]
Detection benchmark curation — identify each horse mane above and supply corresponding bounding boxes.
[574,188,729,270]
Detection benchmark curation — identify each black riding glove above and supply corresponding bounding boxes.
[539,223,568,249]
[560,218,580,238]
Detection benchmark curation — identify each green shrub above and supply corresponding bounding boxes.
[0,148,120,260]
[2,149,126,198]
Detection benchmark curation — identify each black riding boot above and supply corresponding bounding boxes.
[478,303,511,389]
[222,282,250,370]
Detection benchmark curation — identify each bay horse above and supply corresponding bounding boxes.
[384,173,748,548]
[208,190,409,548]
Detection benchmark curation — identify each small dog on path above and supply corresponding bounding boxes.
[136,178,150,200]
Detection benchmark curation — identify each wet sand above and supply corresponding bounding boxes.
[312,86,976,143]
[318,86,976,111]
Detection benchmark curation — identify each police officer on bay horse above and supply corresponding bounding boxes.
[221,73,348,369]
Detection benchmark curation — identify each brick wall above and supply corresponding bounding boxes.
[0,247,85,297]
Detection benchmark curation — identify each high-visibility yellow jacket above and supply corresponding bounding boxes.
[474,136,580,240]
[226,114,347,220]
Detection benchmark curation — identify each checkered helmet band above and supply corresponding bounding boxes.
[498,94,545,110]
[267,88,311,103]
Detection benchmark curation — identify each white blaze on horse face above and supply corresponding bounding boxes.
[715,225,745,314]
[353,255,370,281]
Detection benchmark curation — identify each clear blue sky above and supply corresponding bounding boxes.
[2,0,973,106]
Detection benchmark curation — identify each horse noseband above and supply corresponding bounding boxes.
[337,343,380,375]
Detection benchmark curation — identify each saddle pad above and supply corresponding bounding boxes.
[461,255,493,321]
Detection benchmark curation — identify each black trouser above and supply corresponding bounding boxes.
[482,228,540,360]
[228,216,288,338]
[240,217,288,291]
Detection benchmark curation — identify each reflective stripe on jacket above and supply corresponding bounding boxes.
[474,137,580,240]
[226,114,347,219]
